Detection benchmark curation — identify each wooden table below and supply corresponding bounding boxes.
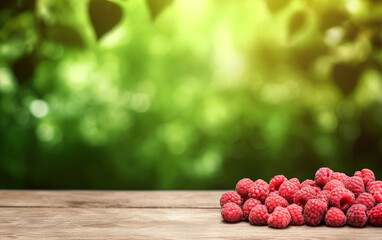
[0,191,380,239]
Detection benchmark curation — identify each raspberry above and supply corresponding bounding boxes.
[315,167,334,186]
[248,204,269,225]
[304,199,327,226]
[323,179,344,192]
[294,187,317,207]
[279,181,299,203]
[242,198,261,219]
[254,179,268,188]
[221,203,243,223]
[269,175,287,192]
[301,179,319,189]
[374,191,382,203]
[330,187,355,212]
[316,190,331,205]
[248,184,269,203]
[325,207,346,227]
[345,176,365,197]
[287,204,304,225]
[368,203,382,226]
[355,192,375,210]
[220,191,243,207]
[265,192,288,213]
[354,168,375,188]
[289,178,301,189]
[368,181,382,195]
[267,206,291,228]
[235,178,255,199]
[333,172,349,183]
[346,204,367,227]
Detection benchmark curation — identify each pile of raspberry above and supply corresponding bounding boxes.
[220,167,382,228]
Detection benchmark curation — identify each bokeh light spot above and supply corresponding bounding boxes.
[30,100,49,118]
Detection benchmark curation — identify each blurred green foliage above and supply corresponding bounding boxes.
[0,0,382,189]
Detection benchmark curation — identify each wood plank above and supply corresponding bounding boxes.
[0,208,379,240]
[0,191,224,209]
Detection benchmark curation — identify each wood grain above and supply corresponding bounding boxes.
[0,207,380,240]
[0,191,223,208]
[0,191,380,239]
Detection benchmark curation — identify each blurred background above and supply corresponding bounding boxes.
[0,0,382,190]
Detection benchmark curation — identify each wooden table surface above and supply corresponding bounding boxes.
[0,191,380,239]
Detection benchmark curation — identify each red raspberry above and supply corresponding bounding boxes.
[279,181,299,203]
[269,175,287,192]
[315,167,334,186]
[294,187,317,207]
[330,187,355,212]
[287,204,304,225]
[346,204,367,227]
[316,190,331,205]
[345,176,365,197]
[325,207,346,227]
[354,168,375,188]
[267,206,291,228]
[333,172,349,183]
[374,191,382,203]
[221,203,243,223]
[254,179,268,188]
[304,199,327,226]
[235,178,255,199]
[355,192,375,210]
[301,179,319,189]
[265,192,288,213]
[368,181,382,195]
[248,184,269,203]
[242,198,261,219]
[248,204,269,225]
[289,178,301,189]
[368,203,382,226]
[323,179,344,191]
[220,191,242,207]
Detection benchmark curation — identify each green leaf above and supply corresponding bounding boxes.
[89,0,123,40]
[146,0,174,21]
